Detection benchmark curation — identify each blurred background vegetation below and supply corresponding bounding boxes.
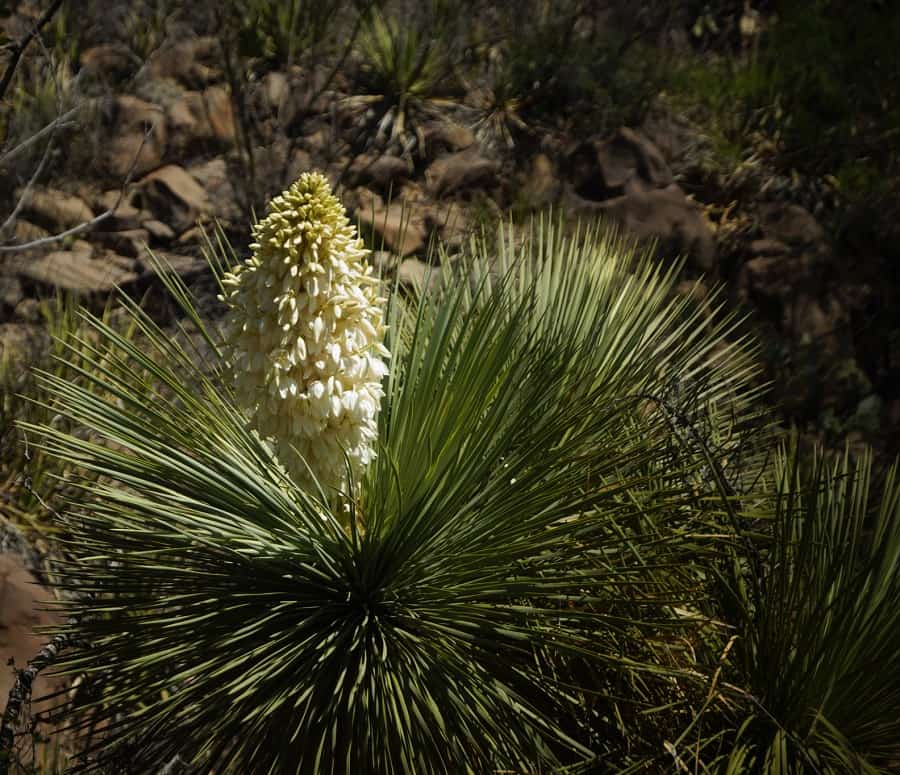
[2,0,900,772]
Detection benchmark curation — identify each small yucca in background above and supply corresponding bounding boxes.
[22,176,768,773]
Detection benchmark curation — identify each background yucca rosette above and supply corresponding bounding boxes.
[219,172,389,492]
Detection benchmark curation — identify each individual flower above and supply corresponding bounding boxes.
[220,172,389,492]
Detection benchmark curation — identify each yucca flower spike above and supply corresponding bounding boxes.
[220,172,389,493]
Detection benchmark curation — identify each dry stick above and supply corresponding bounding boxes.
[0,0,66,103]
[0,630,73,775]
[275,3,371,191]
[0,105,80,167]
[0,129,53,238]
[0,35,70,240]
[628,390,765,603]
[0,125,152,253]
[215,9,258,222]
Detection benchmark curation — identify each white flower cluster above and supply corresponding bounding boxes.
[220,172,389,492]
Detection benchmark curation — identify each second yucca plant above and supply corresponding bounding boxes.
[25,173,763,772]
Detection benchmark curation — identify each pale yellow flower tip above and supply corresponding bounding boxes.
[221,172,389,492]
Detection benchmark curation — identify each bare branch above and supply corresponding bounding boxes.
[0,131,53,238]
[0,125,152,254]
[0,630,73,775]
[0,0,66,103]
[0,34,67,240]
[0,104,80,167]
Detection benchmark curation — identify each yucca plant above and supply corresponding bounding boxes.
[699,446,900,774]
[18,174,767,772]
[350,1,457,151]
[240,0,349,68]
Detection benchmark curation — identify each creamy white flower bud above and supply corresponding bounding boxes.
[221,172,389,492]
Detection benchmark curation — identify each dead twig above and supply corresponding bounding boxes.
[0,0,66,103]
[0,35,68,240]
[0,105,81,167]
[0,124,152,253]
[0,630,73,775]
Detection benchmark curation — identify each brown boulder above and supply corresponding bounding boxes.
[575,185,715,271]
[397,258,442,292]
[106,95,167,178]
[187,157,242,222]
[760,204,825,247]
[0,275,24,317]
[143,36,220,87]
[519,153,561,209]
[570,127,673,201]
[748,238,790,257]
[93,228,151,258]
[11,220,50,245]
[352,191,426,257]
[0,554,65,717]
[349,154,413,191]
[426,148,500,197]
[422,121,476,157]
[135,165,211,233]
[0,322,49,371]
[167,92,206,153]
[168,86,235,154]
[286,149,313,184]
[204,86,235,144]
[14,187,94,233]
[137,251,206,279]
[261,71,288,114]
[11,242,137,294]
[79,43,136,81]
[142,219,176,242]
[785,293,846,347]
[93,189,153,230]
[738,254,796,306]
